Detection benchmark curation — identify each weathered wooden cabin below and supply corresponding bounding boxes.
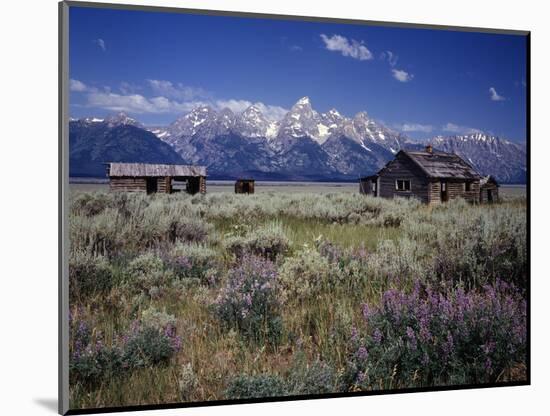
[107,163,207,194]
[235,179,255,194]
[480,175,499,203]
[360,145,482,204]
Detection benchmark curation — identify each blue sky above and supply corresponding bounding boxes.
[69,6,527,142]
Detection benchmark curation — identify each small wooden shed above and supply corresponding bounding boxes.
[235,179,255,194]
[480,175,499,203]
[359,175,379,196]
[107,163,207,194]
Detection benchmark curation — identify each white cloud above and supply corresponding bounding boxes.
[147,79,209,101]
[81,87,288,120]
[380,50,398,67]
[489,87,506,101]
[85,91,203,114]
[320,34,373,61]
[119,81,141,95]
[442,122,483,135]
[70,79,88,92]
[392,69,414,82]
[398,123,434,133]
[290,45,303,52]
[94,38,106,52]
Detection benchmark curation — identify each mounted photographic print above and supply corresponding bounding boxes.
[59,1,530,414]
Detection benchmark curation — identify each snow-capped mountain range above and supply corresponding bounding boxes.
[70,97,527,183]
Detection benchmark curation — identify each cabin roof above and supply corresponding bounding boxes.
[359,175,379,181]
[480,175,499,187]
[108,162,206,177]
[400,150,480,180]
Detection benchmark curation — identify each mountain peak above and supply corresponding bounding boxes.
[193,105,215,114]
[218,107,235,116]
[295,96,311,106]
[242,104,263,115]
[354,111,369,121]
[106,112,141,127]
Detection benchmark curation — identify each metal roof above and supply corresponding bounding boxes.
[108,163,206,177]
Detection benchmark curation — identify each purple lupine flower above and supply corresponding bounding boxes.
[406,326,417,350]
[348,278,526,386]
[351,327,359,342]
[372,328,383,345]
[357,346,368,360]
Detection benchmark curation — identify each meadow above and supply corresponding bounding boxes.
[68,190,528,409]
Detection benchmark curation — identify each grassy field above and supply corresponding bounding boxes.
[68,190,528,410]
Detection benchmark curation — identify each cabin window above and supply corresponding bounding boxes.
[396,179,411,191]
[465,182,472,192]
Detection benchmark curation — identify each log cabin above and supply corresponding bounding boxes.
[360,145,484,204]
[107,163,207,194]
[235,179,255,194]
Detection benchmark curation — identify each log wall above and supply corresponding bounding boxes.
[359,179,375,195]
[428,180,480,205]
[378,153,430,203]
[199,176,206,194]
[157,176,171,194]
[235,180,254,194]
[110,175,205,194]
[480,184,499,203]
[109,177,147,192]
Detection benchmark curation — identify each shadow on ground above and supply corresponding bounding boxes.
[34,398,58,413]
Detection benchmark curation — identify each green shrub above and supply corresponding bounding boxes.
[225,358,337,400]
[69,311,181,387]
[71,192,112,217]
[140,306,177,331]
[125,253,174,298]
[287,358,337,395]
[126,252,164,276]
[225,374,287,399]
[214,255,282,345]
[167,243,219,284]
[246,222,291,260]
[279,248,335,302]
[224,221,290,261]
[122,325,179,367]
[69,250,113,299]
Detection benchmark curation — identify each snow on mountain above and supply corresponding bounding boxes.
[235,105,279,139]
[428,133,527,183]
[72,101,527,182]
[167,105,220,140]
[275,96,333,147]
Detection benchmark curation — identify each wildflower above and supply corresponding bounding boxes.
[357,346,368,360]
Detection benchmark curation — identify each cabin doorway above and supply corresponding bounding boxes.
[242,182,251,194]
[440,181,448,202]
[487,189,493,203]
[146,178,158,194]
